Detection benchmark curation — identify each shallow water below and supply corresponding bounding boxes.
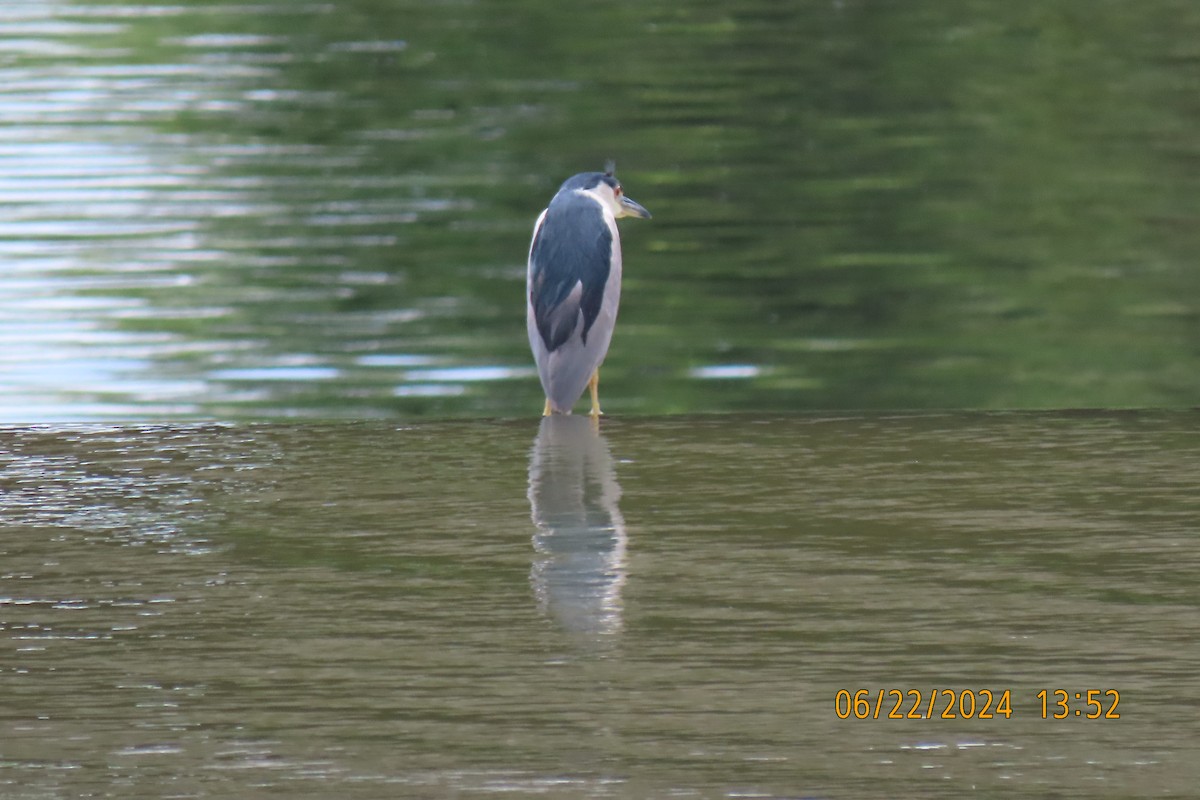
[4,3,1199,792]
[3,412,1198,798]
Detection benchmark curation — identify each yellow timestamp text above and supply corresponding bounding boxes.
[834,689,1013,720]
[1037,689,1120,719]
[833,689,1122,720]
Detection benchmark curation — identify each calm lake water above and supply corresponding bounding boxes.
[3,3,1199,797]
[2,0,1200,420]
[3,413,1199,798]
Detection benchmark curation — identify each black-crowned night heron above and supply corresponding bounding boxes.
[526,166,651,416]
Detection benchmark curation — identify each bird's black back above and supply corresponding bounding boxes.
[529,192,614,352]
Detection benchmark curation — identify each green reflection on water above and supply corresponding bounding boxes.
[13,0,1200,418]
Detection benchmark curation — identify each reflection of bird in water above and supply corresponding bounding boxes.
[527,416,627,637]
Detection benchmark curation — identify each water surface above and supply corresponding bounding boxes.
[3,413,1198,797]
[3,1,1200,419]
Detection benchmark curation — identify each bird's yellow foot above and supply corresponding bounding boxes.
[542,398,552,417]
[588,370,603,418]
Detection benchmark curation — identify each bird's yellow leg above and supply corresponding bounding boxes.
[543,398,552,417]
[588,370,603,418]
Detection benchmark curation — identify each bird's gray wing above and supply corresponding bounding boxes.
[529,200,613,352]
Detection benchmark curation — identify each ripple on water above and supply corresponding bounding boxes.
[0,1,500,421]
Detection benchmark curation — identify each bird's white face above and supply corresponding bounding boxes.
[577,183,624,219]
[579,182,652,221]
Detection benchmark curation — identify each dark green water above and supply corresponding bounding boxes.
[3,414,1199,798]
[3,0,1200,420]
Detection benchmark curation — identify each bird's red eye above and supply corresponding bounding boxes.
[614,185,623,196]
